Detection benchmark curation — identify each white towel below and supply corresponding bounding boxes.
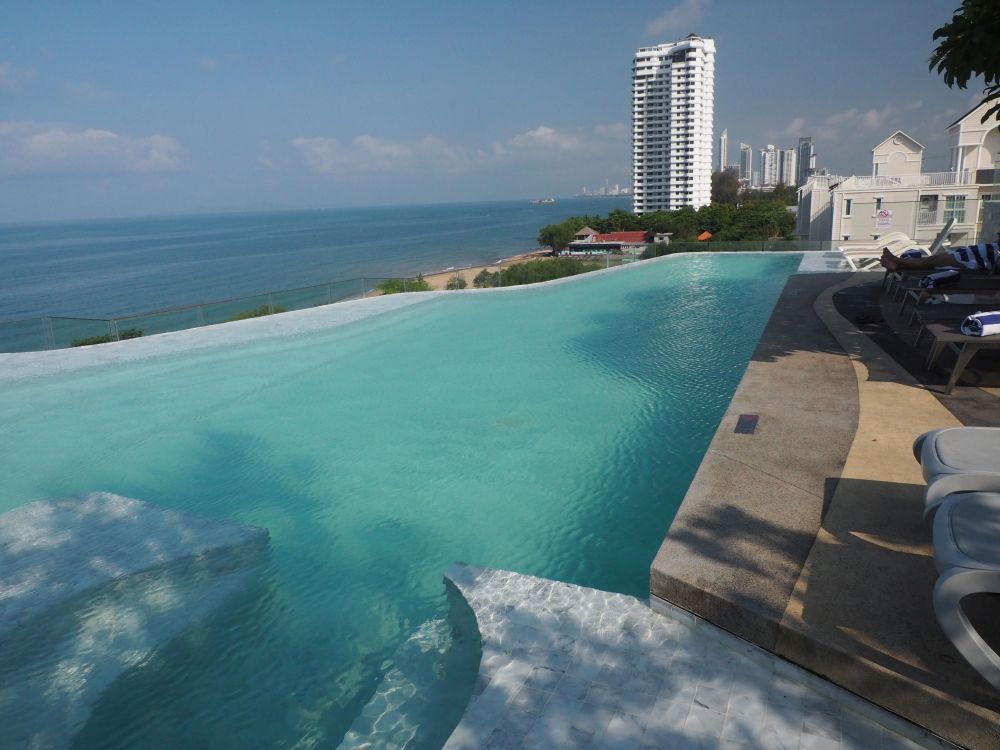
[960,311,1000,336]
[919,269,961,289]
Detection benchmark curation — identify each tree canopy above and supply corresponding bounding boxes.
[711,170,739,204]
[536,199,795,247]
[930,0,1000,122]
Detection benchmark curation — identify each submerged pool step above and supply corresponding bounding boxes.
[337,618,475,750]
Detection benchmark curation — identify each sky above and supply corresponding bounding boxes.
[0,0,986,222]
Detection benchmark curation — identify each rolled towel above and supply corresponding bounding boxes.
[919,269,962,289]
[960,310,1000,336]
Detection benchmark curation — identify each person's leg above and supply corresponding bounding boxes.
[880,248,962,272]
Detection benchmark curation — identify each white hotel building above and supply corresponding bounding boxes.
[797,101,1000,245]
[632,34,715,214]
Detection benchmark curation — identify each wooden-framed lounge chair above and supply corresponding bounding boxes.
[881,219,957,294]
[840,232,929,272]
[932,491,1000,690]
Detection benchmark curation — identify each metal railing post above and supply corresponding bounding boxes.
[362,278,368,297]
[43,317,54,350]
[267,293,275,315]
[111,320,120,341]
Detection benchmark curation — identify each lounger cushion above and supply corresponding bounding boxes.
[919,427,1000,484]
[933,492,1000,573]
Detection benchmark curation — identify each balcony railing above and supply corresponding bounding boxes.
[843,171,973,189]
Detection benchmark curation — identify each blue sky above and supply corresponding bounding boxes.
[0,0,983,222]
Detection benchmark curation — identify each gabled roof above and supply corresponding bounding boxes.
[947,100,1000,129]
[871,130,924,152]
[593,231,649,243]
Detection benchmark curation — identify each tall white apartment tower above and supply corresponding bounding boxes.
[739,143,753,182]
[760,144,779,186]
[718,128,728,171]
[779,148,797,186]
[632,34,716,214]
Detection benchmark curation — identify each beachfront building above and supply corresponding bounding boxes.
[567,229,652,254]
[632,34,716,214]
[718,128,728,171]
[797,103,1000,244]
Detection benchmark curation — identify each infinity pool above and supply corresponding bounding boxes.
[0,253,800,748]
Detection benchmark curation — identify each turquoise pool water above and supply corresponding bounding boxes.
[0,253,800,748]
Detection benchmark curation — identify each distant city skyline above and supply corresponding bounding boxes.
[0,1,981,222]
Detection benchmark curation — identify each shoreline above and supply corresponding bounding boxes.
[419,249,551,290]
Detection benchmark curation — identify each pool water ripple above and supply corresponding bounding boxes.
[0,253,799,748]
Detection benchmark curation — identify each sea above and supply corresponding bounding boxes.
[0,197,630,322]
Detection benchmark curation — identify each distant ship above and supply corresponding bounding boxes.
[529,198,556,204]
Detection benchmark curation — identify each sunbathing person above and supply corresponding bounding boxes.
[880,243,1000,273]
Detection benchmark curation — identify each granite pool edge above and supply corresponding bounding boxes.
[0,251,817,384]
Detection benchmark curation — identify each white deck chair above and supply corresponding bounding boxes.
[932,491,1000,690]
[914,427,1000,519]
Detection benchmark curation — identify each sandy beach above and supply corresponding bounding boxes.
[420,249,550,290]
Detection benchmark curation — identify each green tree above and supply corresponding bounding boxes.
[376,274,433,294]
[537,216,587,250]
[473,269,499,288]
[930,0,1000,122]
[711,170,739,204]
[698,203,737,234]
[445,275,467,290]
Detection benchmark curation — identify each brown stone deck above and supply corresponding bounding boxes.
[650,271,1000,749]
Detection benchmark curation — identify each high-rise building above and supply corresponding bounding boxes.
[718,128,728,171]
[779,148,797,186]
[760,144,779,186]
[796,137,815,186]
[739,143,753,183]
[632,34,716,214]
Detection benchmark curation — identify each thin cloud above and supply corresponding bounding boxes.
[64,80,115,104]
[507,126,582,151]
[0,121,185,175]
[291,124,622,176]
[0,63,36,92]
[646,0,711,37]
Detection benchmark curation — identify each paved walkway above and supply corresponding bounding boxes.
[443,564,947,750]
[650,271,1000,748]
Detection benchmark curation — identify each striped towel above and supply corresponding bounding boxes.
[961,311,1000,336]
[919,269,962,289]
[950,243,1000,272]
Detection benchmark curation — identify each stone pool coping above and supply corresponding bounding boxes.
[0,251,826,384]
[651,271,1000,749]
[443,563,947,749]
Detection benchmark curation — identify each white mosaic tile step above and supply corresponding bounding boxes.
[443,564,953,750]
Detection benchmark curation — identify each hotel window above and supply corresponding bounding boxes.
[944,195,966,224]
[918,195,938,225]
[844,198,852,216]
[874,197,882,211]
[981,194,998,222]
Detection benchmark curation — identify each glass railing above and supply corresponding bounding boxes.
[0,243,821,353]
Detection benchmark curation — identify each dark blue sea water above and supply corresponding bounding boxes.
[0,198,630,321]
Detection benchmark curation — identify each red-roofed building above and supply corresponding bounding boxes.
[567,229,652,254]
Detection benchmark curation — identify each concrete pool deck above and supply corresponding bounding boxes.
[651,271,1000,749]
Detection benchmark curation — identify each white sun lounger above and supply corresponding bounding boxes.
[914,427,1000,518]
[932,491,1000,691]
